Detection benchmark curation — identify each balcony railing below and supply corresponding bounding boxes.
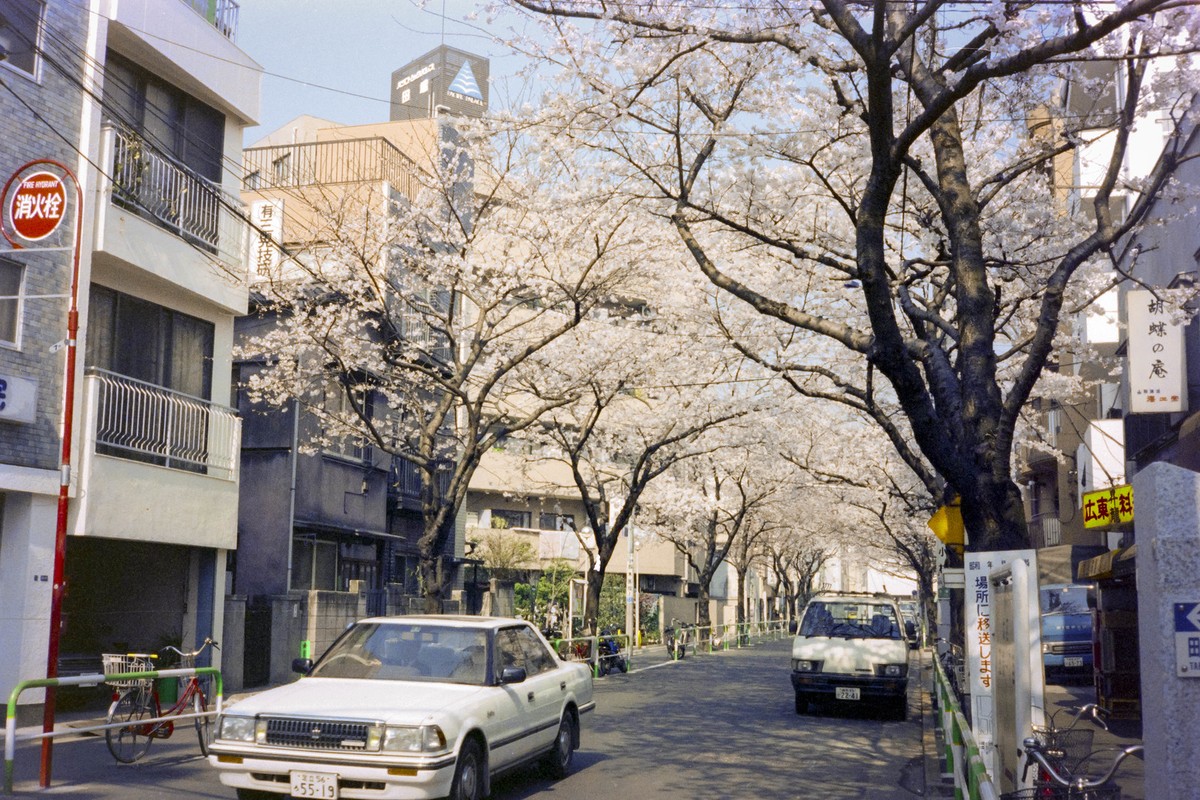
[182,0,239,41]
[1030,514,1063,548]
[243,137,421,197]
[86,368,240,480]
[103,124,248,273]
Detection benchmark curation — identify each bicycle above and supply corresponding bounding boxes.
[102,637,219,763]
[1002,735,1143,799]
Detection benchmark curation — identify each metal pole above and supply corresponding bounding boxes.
[624,521,634,642]
[0,160,83,790]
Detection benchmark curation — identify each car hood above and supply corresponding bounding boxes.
[223,678,488,723]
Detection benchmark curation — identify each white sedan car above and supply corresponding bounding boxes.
[208,616,595,800]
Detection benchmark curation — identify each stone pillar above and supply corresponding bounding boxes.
[1134,462,1200,800]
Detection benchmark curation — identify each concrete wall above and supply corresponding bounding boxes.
[1134,462,1200,800]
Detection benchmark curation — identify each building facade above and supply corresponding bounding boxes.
[0,0,258,722]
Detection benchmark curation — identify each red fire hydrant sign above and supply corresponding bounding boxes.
[8,170,67,241]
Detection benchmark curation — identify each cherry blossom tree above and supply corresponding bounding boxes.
[506,0,1200,551]
[241,122,641,610]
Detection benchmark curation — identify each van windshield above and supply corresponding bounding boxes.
[799,601,902,639]
[1040,584,1091,615]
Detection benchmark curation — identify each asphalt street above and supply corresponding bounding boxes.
[5,638,927,799]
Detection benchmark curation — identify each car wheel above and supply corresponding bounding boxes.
[543,711,576,779]
[794,692,809,714]
[891,696,907,721]
[450,739,484,800]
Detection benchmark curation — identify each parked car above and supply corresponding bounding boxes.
[1040,583,1095,684]
[790,592,912,719]
[208,616,595,800]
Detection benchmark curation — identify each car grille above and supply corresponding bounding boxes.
[263,717,372,751]
[1045,642,1090,656]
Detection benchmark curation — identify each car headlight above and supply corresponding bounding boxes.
[874,664,908,678]
[215,715,257,743]
[381,725,447,753]
[792,659,821,672]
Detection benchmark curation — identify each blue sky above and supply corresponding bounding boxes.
[236,0,536,142]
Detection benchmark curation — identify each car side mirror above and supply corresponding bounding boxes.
[500,666,527,684]
[291,657,314,675]
[905,621,916,638]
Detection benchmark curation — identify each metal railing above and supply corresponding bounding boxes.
[181,0,239,40]
[934,654,999,800]
[4,665,222,793]
[86,369,240,480]
[103,124,248,272]
[243,137,422,197]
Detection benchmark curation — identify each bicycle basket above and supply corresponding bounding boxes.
[101,654,155,690]
[1000,787,1120,799]
[1033,726,1097,773]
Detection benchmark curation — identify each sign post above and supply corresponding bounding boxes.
[2,160,83,789]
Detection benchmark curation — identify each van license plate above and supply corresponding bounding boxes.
[835,687,860,700]
[291,771,338,799]
[1064,657,1084,668]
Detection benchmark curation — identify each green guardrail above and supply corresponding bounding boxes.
[933,656,998,800]
[5,666,222,794]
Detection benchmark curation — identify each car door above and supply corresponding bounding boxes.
[512,624,565,753]
[490,627,541,766]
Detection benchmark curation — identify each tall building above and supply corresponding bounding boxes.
[0,0,259,723]
[390,44,488,121]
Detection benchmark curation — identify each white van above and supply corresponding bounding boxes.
[790,592,912,718]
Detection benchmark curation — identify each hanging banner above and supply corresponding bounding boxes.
[1128,289,1187,413]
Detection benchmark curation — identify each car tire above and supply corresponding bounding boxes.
[891,696,907,721]
[794,692,809,714]
[543,711,576,779]
[450,738,485,800]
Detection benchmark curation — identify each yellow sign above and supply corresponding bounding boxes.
[1082,485,1134,529]
[928,500,964,547]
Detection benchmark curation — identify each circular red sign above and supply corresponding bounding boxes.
[9,171,67,241]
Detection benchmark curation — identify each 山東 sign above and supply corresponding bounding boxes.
[1082,484,1134,529]
[8,171,67,241]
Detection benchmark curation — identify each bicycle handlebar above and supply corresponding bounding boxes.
[1021,737,1143,789]
[161,637,219,659]
[1055,702,1109,733]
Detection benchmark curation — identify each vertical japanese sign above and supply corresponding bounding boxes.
[965,549,1036,755]
[1128,289,1187,413]
[250,198,284,279]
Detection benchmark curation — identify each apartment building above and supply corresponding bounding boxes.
[0,0,258,722]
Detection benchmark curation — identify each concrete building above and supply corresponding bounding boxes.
[0,0,258,722]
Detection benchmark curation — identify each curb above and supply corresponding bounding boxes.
[920,651,954,798]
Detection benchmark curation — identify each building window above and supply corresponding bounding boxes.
[102,51,225,182]
[323,379,373,462]
[491,509,530,530]
[0,0,44,77]
[86,284,214,398]
[272,153,290,185]
[0,257,23,346]
[539,513,575,532]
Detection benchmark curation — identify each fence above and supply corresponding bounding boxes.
[934,655,999,800]
[4,666,223,794]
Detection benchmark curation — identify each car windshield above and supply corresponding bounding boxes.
[1041,584,1092,615]
[799,601,902,640]
[309,623,489,685]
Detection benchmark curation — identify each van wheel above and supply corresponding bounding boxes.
[794,692,809,714]
[890,696,907,720]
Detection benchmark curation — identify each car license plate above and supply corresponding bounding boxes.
[835,687,860,701]
[290,771,338,799]
[1064,656,1084,668]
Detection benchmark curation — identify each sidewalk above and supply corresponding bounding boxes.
[920,663,1144,800]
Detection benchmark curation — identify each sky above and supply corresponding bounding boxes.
[235,0,541,145]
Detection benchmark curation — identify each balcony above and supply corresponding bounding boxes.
[181,0,240,41]
[1029,514,1063,548]
[243,137,420,196]
[87,368,240,480]
[103,124,247,275]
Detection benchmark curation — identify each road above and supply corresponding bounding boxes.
[6,639,927,799]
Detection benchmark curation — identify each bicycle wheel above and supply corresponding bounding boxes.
[193,690,211,756]
[106,690,154,763]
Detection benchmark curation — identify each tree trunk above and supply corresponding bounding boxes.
[696,585,711,629]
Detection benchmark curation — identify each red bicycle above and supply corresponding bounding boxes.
[102,637,218,763]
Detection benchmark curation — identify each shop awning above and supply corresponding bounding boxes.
[1078,544,1137,581]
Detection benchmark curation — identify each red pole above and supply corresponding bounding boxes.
[4,159,84,789]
